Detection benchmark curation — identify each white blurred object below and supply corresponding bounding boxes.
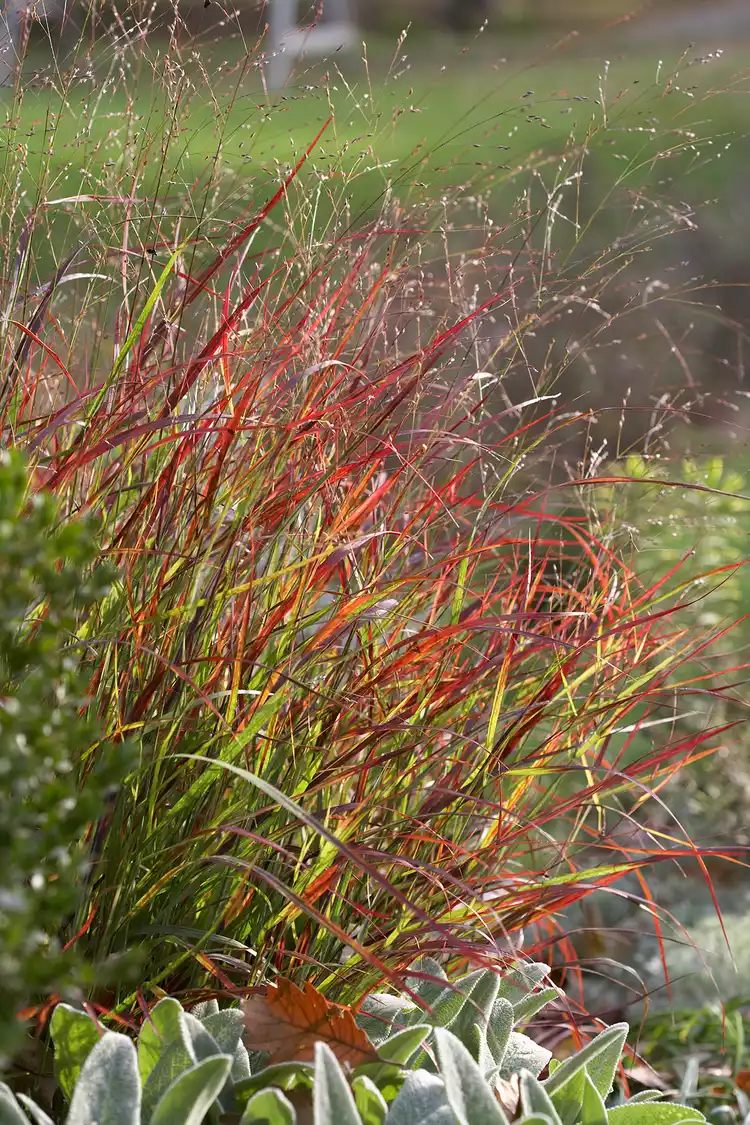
[266,0,357,90]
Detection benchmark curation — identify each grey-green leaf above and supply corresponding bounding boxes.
[182,1012,235,1109]
[679,1059,700,1103]
[193,1000,220,1021]
[352,1076,388,1125]
[404,959,449,1007]
[16,1095,55,1125]
[378,1025,432,1065]
[357,995,415,1044]
[544,1025,629,1098]
[585,1024,629,1100]
[138,997,189,1086]
[0,1085,30,1125]
[235,1063,315,1104]
[50,1003,102,1102]
[485,999,514,1070]
[581,1074,608,1125]
[549,1062,586,1125]
[314,1043,363,1125]
[434,1027,508,1125]
[408,981,477,1036]
[449,972,501,1061]
[150,1055,232,1125]
[183,1012,223,1061]
[200,1009,246,1059]
[500,1032,551,1080]
[384,1072,454,1125]
[142,1039,198,1123]
[232,1040,253,1083]
[511,988,561,1027]
[497,964,552,1009]
[520,1070,563,1125]
[239,1087,297,1125]
[66,1031,141,1125]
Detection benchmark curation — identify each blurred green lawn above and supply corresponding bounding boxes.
[6,29,749,240]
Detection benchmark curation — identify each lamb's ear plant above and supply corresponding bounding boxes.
[0,451,130,1064]
[0,962,708,1125]
[356,957,558,1081]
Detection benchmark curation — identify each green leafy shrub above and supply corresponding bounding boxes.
[0,451,129,1063]
[0,960,708,1125]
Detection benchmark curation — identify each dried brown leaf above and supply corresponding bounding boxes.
[242,978,377,1068]
[626,1063,670,1091]
[736,1069,750,1095]
[496,1073,520,1118]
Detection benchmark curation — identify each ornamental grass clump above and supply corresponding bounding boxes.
[0,13,744,1024]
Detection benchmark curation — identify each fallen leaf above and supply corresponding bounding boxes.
[625,1063,670,1091]
[242,979,377,1068]
[736,1070,750,1095]
[496,1073,520,1117]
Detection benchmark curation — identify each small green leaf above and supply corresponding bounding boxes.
[581,1074,608,1125]
[138,998,188,1085]
[353,1076,388,1125]
[549,1063,586,1125]
[66,1032,140,1125]
[239,1087,297,1125]
[314,1043,363,1125]
[150,1055,232,1125]
[50,1004,102,1102]
[351,1061,407,1104]
[378,1025,432,1065]
[608,1103,706,1125]
[235,1063,315,1105]
[434,1027,508,1125]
